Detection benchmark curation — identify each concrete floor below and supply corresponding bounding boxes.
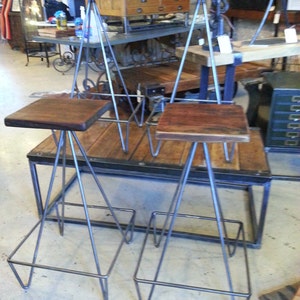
[0,41,299,300]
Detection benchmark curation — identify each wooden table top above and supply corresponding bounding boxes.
[4,98,112,131]
[176,38,300,67]
[156,103,250,143]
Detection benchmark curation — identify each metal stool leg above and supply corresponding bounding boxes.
[144,142,235,299]
[8,131,67,289]
[134,141,251,299]
[203,142,234,299]
[8,130,135,299]
[148,142,198,298]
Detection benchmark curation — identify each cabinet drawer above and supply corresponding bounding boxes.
[272,121,300,130]
[273,93,300,105]
[267,138,300,147]
[270,130,300,139]
[273,103,300,112]
[272,112,300,122]
[162,0,190,11]
[126,5,167,15]
[163,3,189,12]
[127,0,159,7]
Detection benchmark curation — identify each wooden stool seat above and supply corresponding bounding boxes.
[156,103,250,143]
[4,98,112,131]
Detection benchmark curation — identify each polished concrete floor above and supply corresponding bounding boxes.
[0,41,299,300]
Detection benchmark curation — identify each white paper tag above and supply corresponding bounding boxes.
[284,28,298,43]
[198,38,205,46]
[273,12,281,24]
[217,35,232,53]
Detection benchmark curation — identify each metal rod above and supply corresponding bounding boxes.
[149,142,198,299]
[203,142,234,299]
[67,131,107,297]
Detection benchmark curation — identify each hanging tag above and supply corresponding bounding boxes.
[198,38,205,46]
[273,12,281,24]
[217,35,232,54]
[284,27,298,43]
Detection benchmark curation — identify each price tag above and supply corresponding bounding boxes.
[273,12,281,24]
[284,28,298,43]
[217,35,232,54]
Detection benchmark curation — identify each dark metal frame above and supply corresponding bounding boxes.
[27,143,272,249]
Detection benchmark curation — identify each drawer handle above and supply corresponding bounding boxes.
[284,140,299,146]
[140,0,147,2]
[291,105,300,112]
[136,8,143,13]
[288,123,300,129]
[292,96,300,103]
[158,6,164,11]
[177,5,183,10]
[286,132,300,138]
[289,114,300,121]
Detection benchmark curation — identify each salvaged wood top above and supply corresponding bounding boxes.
[156,103,250,143]
[4,98,112,131]
[116,60,268,95]
[27,120,270,181]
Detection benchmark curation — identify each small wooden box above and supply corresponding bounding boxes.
[96,0,190,17]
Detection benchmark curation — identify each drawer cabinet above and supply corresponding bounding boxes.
[264,72,300,152]
[96,0,190,17]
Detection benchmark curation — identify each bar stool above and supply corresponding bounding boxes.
[4,98,136,300]
[134,103,252,299]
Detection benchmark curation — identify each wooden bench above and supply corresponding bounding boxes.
[27,119,271,248]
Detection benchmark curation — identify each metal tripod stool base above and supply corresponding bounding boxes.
[5,98,136,300]
[134,103,252,299]
[135,211,251,299]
